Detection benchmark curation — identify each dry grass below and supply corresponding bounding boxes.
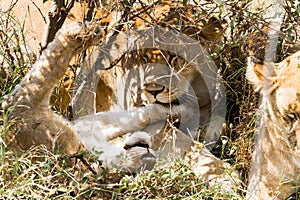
[1,0,300,199]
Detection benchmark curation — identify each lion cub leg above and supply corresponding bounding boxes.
[73,104,172,170]
[7,22,102,155]
[150,124,241,192]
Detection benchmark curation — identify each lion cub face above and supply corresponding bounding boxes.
[247,52,300,119]
[140,63,196,105]
[247,51,300,147]
[143,83,175,104]
[246,51,300,200]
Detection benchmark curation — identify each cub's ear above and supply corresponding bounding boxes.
[246,56,273,91]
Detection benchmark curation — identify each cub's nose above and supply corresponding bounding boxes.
[144,83,165,97]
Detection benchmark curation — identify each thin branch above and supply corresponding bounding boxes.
[31,0,47,24]
[65,153,99,175]
[41,0,75,52]
[85,0,99,21]
[3,0,19,13]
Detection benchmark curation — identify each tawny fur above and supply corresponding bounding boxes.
[247,51,300,199]
[5,1,240,190]
[76,3,228,147]
[8,22,102,154]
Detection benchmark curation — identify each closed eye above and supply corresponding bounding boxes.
[285,111,300,122]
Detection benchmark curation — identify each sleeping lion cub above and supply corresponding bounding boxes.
[6,21,240,190]
[6,0,240,191]
[73,1,227,149]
